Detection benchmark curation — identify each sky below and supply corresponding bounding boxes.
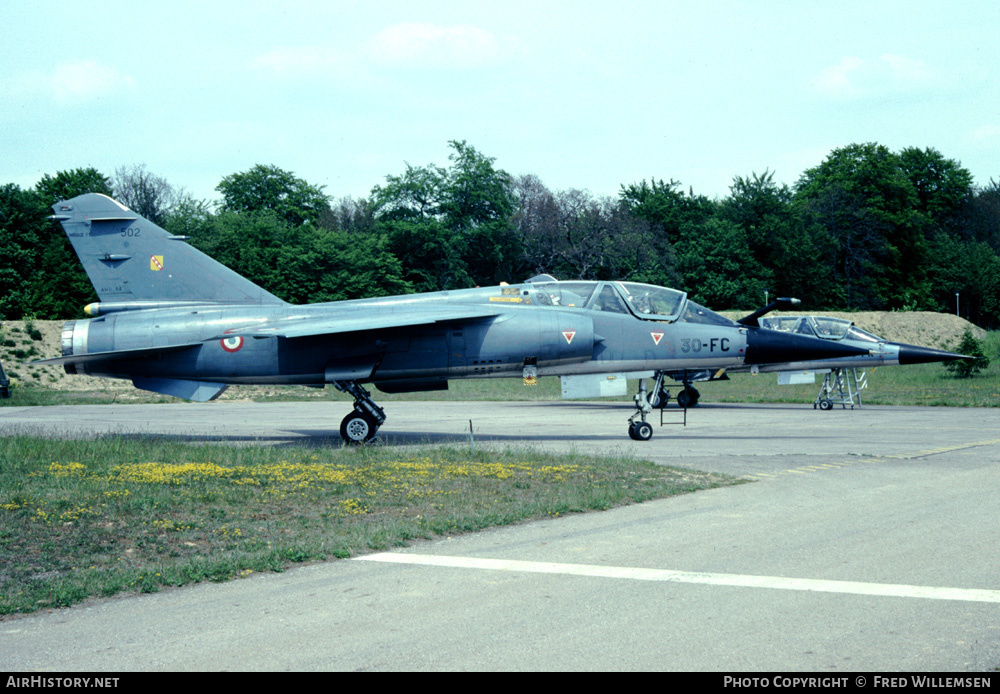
[3,1,999,205]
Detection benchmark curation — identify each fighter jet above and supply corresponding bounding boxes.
[747,314,971,409]
[38,193,871,442]
[647,299,972,411]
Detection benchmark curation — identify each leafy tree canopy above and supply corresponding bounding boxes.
[619,178,714,243]
[35,168,112,205]
[216,164,330,226]
[371,141,521,288]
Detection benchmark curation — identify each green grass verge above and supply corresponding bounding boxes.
[0,434,737,616]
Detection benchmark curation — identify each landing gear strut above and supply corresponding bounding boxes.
[334,381,386,443]
[627,371,667,441]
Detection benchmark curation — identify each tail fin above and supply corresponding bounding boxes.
[51,193,285,306]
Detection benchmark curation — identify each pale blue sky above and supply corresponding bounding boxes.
[3,1,998,204]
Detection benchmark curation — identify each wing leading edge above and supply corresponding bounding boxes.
[213,305,504,340]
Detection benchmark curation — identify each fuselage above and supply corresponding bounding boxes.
[61,280,756,387]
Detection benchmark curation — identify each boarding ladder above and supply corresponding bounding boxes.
[814,368,867,410]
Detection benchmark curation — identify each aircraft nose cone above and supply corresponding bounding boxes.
[744,328,870,365]
[894,343,973,366]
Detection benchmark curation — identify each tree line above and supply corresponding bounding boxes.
[2,140,999,327]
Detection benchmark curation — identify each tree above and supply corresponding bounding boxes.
[370,141,521,289]
[897,147,973,232]
[216,164,330,226]
[673,218,772,309]
[112,164,180,226]
[162,193,214,239]
[619,178,715,244]
[960,179,1000,252]
[321,197,376,235]
[189,208,410,304]
[29,169,111,317]
[34,167,112,205]
[793,143,929,309]
[0,184,46,319]
[943,328,991,378]
[441,140,517,232]
[925,232,1000,328]
[720,170,838,307]
[512,180,669,283]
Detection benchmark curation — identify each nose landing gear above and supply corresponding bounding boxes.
[626,371,691,440]
[627,372,666,440]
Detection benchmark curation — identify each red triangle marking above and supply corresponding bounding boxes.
[563,331,576,344]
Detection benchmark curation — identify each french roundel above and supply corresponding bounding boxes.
[220,336,244,353]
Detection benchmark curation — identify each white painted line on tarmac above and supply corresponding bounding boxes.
[358,553,1000,604]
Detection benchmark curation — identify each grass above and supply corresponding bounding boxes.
[0,434,736,616]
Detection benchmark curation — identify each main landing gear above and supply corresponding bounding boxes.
[676,385,700,408]
[647,382,700,409]
[334,381,386,444]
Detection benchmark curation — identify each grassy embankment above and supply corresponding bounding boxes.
[0,435,735,616]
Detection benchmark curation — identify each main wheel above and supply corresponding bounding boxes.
[818,399,834,411]
[340,411,378,443]
[676,386,700,408]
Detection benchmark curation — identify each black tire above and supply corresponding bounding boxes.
[633,421,653,441]
[340,411,377,443]
[677,389,692,408]
[818,399,833,411]
[687,387,700,407]
[628,422,640,440]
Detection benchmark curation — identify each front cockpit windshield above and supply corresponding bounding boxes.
[614,282,686,320]
[680,300,739,326]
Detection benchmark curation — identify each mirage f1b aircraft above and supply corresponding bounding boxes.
[747,314,969,410]
[39,194,871,442]
[650,298,972,411]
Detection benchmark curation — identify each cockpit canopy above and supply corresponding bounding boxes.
[759,316,883,343]
[529,280,737,326]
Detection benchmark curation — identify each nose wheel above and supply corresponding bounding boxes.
[628,421,653,441]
